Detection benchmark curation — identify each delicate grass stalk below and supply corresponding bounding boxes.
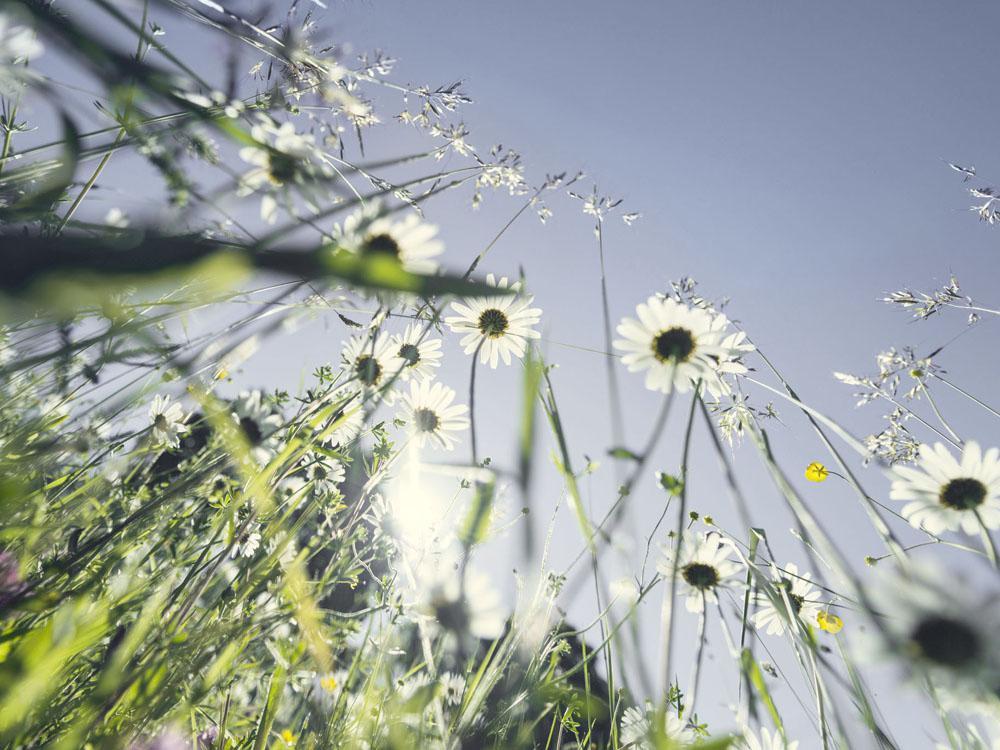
[933,372,1000,421]
[659,381,700,706]
[975,510,1000,569]
[469,338,484,466]
[686,597,708,719]
[595,221,625,452]
[920,382,963,445]
[748,351,908,563]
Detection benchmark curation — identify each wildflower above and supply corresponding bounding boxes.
[339,333,403,399]
[279,729,297,746]
[397,380,469,451]
[302,453,346,495]
[890,441,1000,536]
[817,610,844,634]
[620,703,695,749]
[392,323,443,381]
[0,549,24,608]
[148,394,186,449]
[874,565,1000,703]
[0,13,42,63]
[337,203,444,275]
[231,390,283,464]
[413,563,506,640]
[196,727,218,750]
[805,462,829,482]
[739,726,799,750]
[753,563,823,636]
[238,121,316,223]
[439,672,466,706]
[610,576,641,607]
[445,274,542,368]
[311,670,350,712]
[614,295,753,396]
[658,531,744,613]
[324,387,364,446]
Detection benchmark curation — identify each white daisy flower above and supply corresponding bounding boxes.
[398,380,469,451]
[235,529,261,559]
[445,274,542,369]
[148,394,186,449]
[339,333,403,400]
[890,441,1000,536]
[658,531,745,613]
[392,323,443,381]
[753,563,823,636]
[302,452,346,496]
[324,387,364,446]
[104,208,129,228]
[620,703,695,749]
[740,726,799,750]
[412,562,506,641]
[875,565,1000,702]
[337,203,443,275]
[238,121,316,223]
[614,295,753,396]
[0,13,42,62]
[439,672,466,706]
[231,390,283,464]
[610,576,641,608]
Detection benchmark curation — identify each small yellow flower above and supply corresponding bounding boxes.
[320,675,338,692]
[817,610,844,634]
[280,729,297,746]
[805,462,829,482]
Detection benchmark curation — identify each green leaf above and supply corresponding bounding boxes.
[0,233,511,316]
[657,472,684,496]
[252,667,287,750]
[460,479,496,548]
[608,447,641,461]
[740,648,783,734]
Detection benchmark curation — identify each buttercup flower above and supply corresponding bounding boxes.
[805,462,829,482]
[817,610,844,634]
[149,394,186,449]
[890,441,1000,536]
[614,295,753,396]
[398,379,469,451]
[445,274,542,368]
[658,531,744,613]
[753,562,823,636]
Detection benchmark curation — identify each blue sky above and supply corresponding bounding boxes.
[29,1,1000,745]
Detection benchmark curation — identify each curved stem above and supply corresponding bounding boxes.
[659,382,701,704]
[686,598,709,719]
[469,339,484,466]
